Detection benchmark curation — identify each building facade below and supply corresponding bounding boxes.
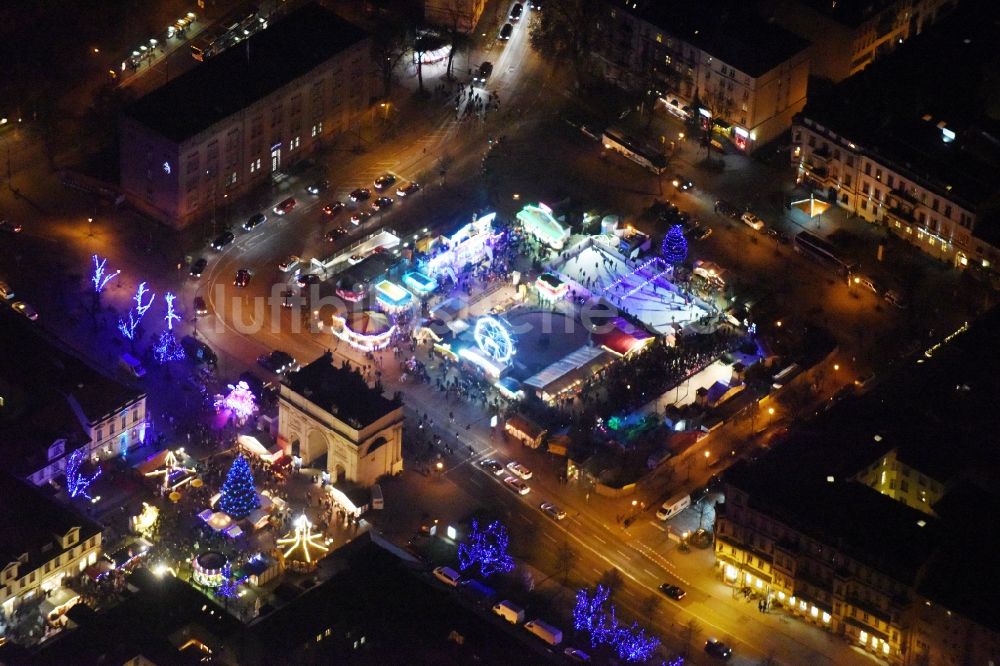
[121,4,372,229]
[0,474,103,618]
[592,1,811,152]
[278,353,403,486]
[758,0,956,82]
[424,0,487,33]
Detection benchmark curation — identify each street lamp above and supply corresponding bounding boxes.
[88,217,94,237]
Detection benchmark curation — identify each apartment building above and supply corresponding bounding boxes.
[593,0,811,152]
[279,353,403,487]
[120,4,372,229]
[715,308,1000,664]
[0,311,147,487]
[424,0,487,33]
[791,0,1000,274]
[758,0,957,82]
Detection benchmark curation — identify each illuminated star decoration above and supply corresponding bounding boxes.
[163,292,181,330]
[277,515,330,564]
[215,381,258,426]
[572,584,660,661]
[91,254,117,293]
[457,519,514,578]
[66,448,101,500]
[153,330,186,364]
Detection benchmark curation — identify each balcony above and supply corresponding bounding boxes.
[802,161,829,180]
[810,145,832,163]
[885,202,916,225]
[890,186,918,205]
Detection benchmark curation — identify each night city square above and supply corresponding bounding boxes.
[1,0,999,663]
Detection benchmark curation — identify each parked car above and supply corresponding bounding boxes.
[741,211,765,231]
[257,350,298,374]
[474,61,493,84]
[503,476,530,495]
[322,201,345,217]
[765,226,790,244]
[0,280,14,300]
[659,583,686,600]
[371,196,393,211]
[373,174,396,190]
[672,174,694,190]
[479,459,505,475]
[11,301,38,320]
[563,648,590,662]
[884,289,908,309]
[242,212,266,231]
[433,566,462,587]
[853,274,879,294]
[714,200,740,219]
[273,197,297,215]
[180,335,217,365]
[396,182,421,197]
[0,219,23,233]
[540,502,566,520]
[297,273,321,288]
[691,225,713,241]
[189,257,207,277]
[349,187,371,202]
[306,179,329,195]
[499,22,513,40]
[325,228,348,242]
[506,461,532,479]
[210,230,235,250]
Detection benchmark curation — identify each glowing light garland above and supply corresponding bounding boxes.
[118,282,156,340]
[457,519,514,578]
[277,515,330,564]
[164,292,181,330]
[215,381,258,425]
[153,330,186,364]
[661,224,688,264]
[572,584,661,661]
[91,255,117,293]
[218,455,260,519]
[473,316,515,364]
[66,448,101,499]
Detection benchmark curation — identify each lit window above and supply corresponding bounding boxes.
[810,606,819,618]
[799,600,808,611]
[860,630,869,643]
[883,643,890,655]
[822,612,831,623]
[928,237,936,246]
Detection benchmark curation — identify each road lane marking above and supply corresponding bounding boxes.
[592,535,607,545]
[643,568,657,578]
[616,549,629,559]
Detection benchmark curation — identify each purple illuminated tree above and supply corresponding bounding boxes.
[66,448,101,500]
[612,622,660,662]
[573,584,661,661]
[164,292,181,330]
[661,224,688,264]
[457,519,514,577]
[153,330,185,364]
[218,455,260,519]
[215,381,258,426]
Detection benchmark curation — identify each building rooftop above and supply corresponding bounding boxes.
[777,0,903,29]
[725,305,1000,629]
[631,0,811,77]
[0,472,103,567]
[124,4,369,143]
[798,0,1000,213]
[0,311,145,475]
[284,352,401,429]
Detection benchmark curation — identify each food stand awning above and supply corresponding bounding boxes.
[791,194,830,218]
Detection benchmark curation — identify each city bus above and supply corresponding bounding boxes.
[601,128,668,175]
[190,28,226,61]
[793,231,857,276]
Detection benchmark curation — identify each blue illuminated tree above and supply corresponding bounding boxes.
[216,563,248,600]
[118,282,156,343]
[153,330,185,364]
[612,622,660,662]
[164,292,181,330]
[457,519,514,577]
[66,448,101,500]
[91,255,117,294]
[573,585,617,647]
[218,455,260,519]
[661,224,688,264]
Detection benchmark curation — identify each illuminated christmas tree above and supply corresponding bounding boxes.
[153,330,185,364]
[661,224,688,264]
[218,455,260,519]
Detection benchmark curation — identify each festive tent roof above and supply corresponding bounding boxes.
[516,204,570,248]
[342,311,392,335]
[791,194,831,218]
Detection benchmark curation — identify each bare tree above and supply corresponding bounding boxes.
[371,19,410,98]
[529,0,604,88]
[555,541,578,584]
[599,567,624,601]
[680,618,702,657]
[638,591,662,620]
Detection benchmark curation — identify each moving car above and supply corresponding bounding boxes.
[499,22,513,40]
[506,461,532,479]
[704,638,733,660]
[233,269,251,288]
[396,182,421,197]
[540,502,566,520]
[741,211,765,231]
[474,61,493,84]
[509,2,523,21]
[306,179,329,195]
[297,273,321,287]
[351,211,372,226]
[479,459,505,475]
[884,289,908,309]
[371,196,393,211]
[242,212,266,231]
[349,187,371,202]
[189,257,207,277]
[11,301,38,320]
[273,197,297,215]
[672,174,694,190]
[325,228,348,242]
[373,174,396,190]
[0,219,23,233]
[210,231,235,250]
[278,255,300,272]
[503,476,530,495]
[852,273,879,294]
[322,201,345,217]
[257,350,298,374]
[659,583,686,600]
[193,296,208,316]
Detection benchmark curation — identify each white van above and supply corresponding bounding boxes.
[433,566,462,587]
[524,619,563,646]
[493,600,525,624]
[119,353,146,378]
[656,492,691,521]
